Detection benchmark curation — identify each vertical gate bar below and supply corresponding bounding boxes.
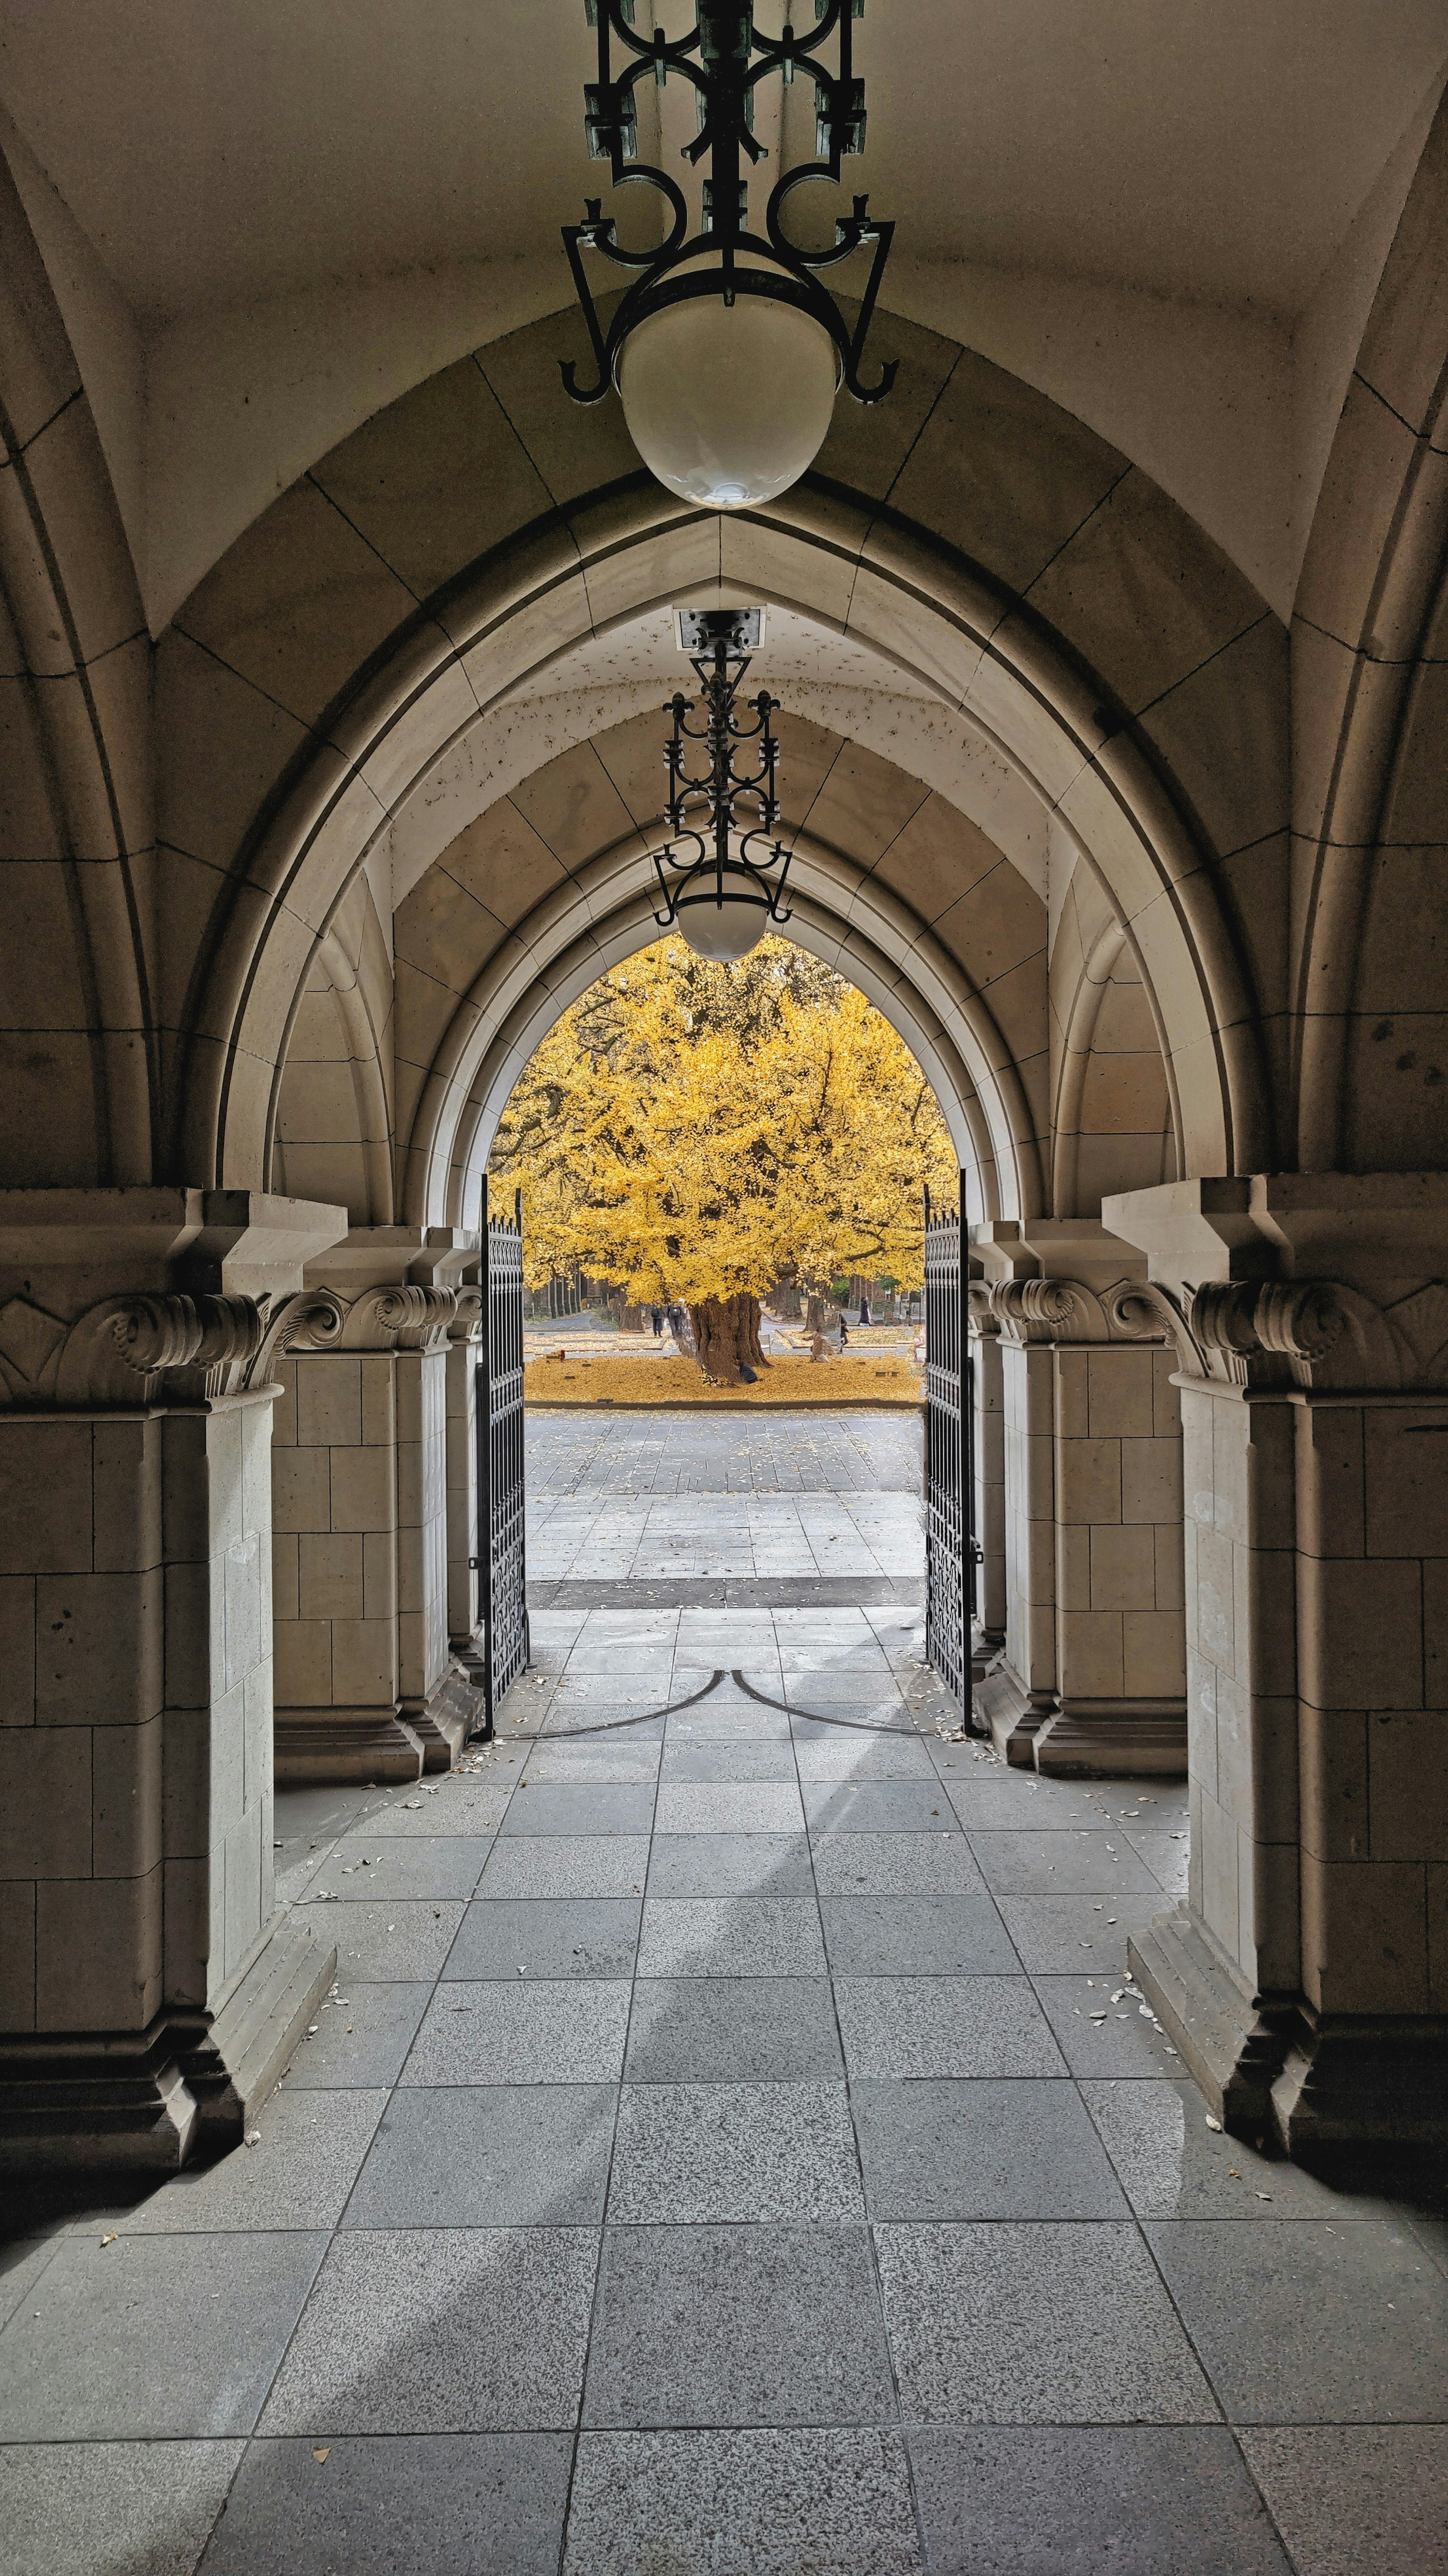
[475,1172,531,1738]
[923,1164,969,1719]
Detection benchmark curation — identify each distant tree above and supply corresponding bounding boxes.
[489,934,956,1382]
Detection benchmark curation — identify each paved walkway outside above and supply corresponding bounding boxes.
[2,1415,1445,2573]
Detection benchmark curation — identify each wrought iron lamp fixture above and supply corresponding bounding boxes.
[653,606,793,960]
[561,1,897,508]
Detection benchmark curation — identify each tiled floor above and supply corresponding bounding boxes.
[2,1416,1445,2573]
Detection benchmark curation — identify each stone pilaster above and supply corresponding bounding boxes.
[445,1281,486,1692]
[1105,1175,1448,2153]
[268,1228,483,1782]
[970,1223,1187,1777]
[0,1189,347,2175]
[966,1286,1006,1669]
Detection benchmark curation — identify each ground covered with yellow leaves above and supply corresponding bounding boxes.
[524,1354,923,1407]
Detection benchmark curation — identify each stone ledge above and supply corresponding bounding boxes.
[180,1911,338,2153]
[1128,1902,1292,2133]
[274,1706,425,1783]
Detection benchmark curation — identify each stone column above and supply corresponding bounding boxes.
[970,1222,1187,1777]
[1105,1175,1448,2153]
[269,1228,482,1783]
[445,1282,486,1690]
[0,1189,347,2175]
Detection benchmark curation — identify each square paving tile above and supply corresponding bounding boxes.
[992,1893,1155,1975]
[1031,1975,1187,2075]
[967,1829,1163,1898]
[445,1898,641,1980]
[121,2089,387,2232]
[607,2082,863,2223]
[405,1981,632,2085]
[259,2229,599,2433]
[304,1899,467,1982]
[365,1781,514,1835]
[583,2224,897,2427]
[1081,2081,1390,2221]
[664,1701,793,1742]
[810,1832,986,1896]
[563,2428,922,2576]
[874,2222,1217,2423]
[497,1783,656,1836]
[907,2426,1291,2575]
[832,1976,1066,2078]
[646,1832,816,1898]
[623,1978,844,2083]
[853,2078,1130,2220]
[322,1835,492,1900]
[200,2432,574,2576]
[1239,2426,1448,2576]
[821,1893,1018,1976]
[653,1782,806,1835]
[793,1735,935,1779]
[281,1981,432,2089]
[1146,2219,1448,2423]
[804,1782,956,1833]
[343,2086,617,2228]
[521,1741,662,1784]
[476,1838,651,1898]
[0,2439,246,2576]
[638,1897,825,1978]
[660,1741,799,1784]
[0,2231,327,2437]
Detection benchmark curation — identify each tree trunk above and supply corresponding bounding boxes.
[690,1292,768,1386]
[805,1292,826,1332]
[620,1303,646,1333]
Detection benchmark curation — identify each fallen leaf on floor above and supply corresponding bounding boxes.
[312,2448,330,2464]
[100,2232,118,2246]
[1205,2115,1223,2132]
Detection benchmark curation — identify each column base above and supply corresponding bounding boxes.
[274,1706,425,1783]
[0,1912,336,2178]
[1128,1902,1297,2134]
[1032,1698,1187,1778]
[405,1662,486,1771]
[972,1657,1055,1765]
[1272,2013,1448,2154]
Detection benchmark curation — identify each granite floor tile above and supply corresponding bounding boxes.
[259,2229,599,2434]
[821,1892,1018,1976]
[122,2090,387,2234]
[563,2428,922,2575]
[1031,1975,1189,2075]
[475,1836,651,1898]
[809,1831,986,1896]
[497,1783,656,1836]
[874,2222,1218,2424]
[1146,2220,1448,2423]
[1082,2081,1390,2220]
[804,1781,956,1833]
[0,2231,328,2437]
[0,2238,60,2333]
[637,1896,826,1978]
[853,2078,1130,2220]
[658,1740,799,1783]
[445,1897,641,1981]
[833,1976,1066,2078]
[653,1781,806,1835]
[405,1980,632,2085]
[967,1829,1164,1898]
[0,2439,245,2576]
[343,2085,617,2228]
[792,1735,935,1779]
[583,2224,896,2427]
[907,2426,1291,2575]
[365,1781,514,1835]
[992,1892,1156,1975]
[645,1831,816,1897]
[322,1835,493,1900]
[200,2432,574,2576]
[607,2082,863,2223]
[662,1701,793,1741]
[306,1899,468,1983]
[623,1978,844,2083]
[520,1740,661,1783]
[281,1981,432,2090]
[1238,2426,1448,2576]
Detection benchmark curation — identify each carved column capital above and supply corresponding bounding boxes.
[0,1288,269,1407]
[256,1282,459,1371]
[980,1276,1173,1349]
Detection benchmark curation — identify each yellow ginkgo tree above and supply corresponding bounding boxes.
[488,933,956,1382]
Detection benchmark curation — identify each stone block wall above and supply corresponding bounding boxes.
[1054,1345,1185,1706]
[271,1352,399,1728]
[396,1348,450,1722]
[0,1394,274,2035]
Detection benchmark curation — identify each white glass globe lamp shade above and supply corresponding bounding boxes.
[675,877,770,963]
[618,293,839,509]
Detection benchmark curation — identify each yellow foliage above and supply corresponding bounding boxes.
[489,934,956,1303]
[523,1355,922,1407]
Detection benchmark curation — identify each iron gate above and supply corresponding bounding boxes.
[923,1174,976,1714]
[474,1178,529,1732]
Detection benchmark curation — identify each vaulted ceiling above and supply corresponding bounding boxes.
[2,2,1445,626]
